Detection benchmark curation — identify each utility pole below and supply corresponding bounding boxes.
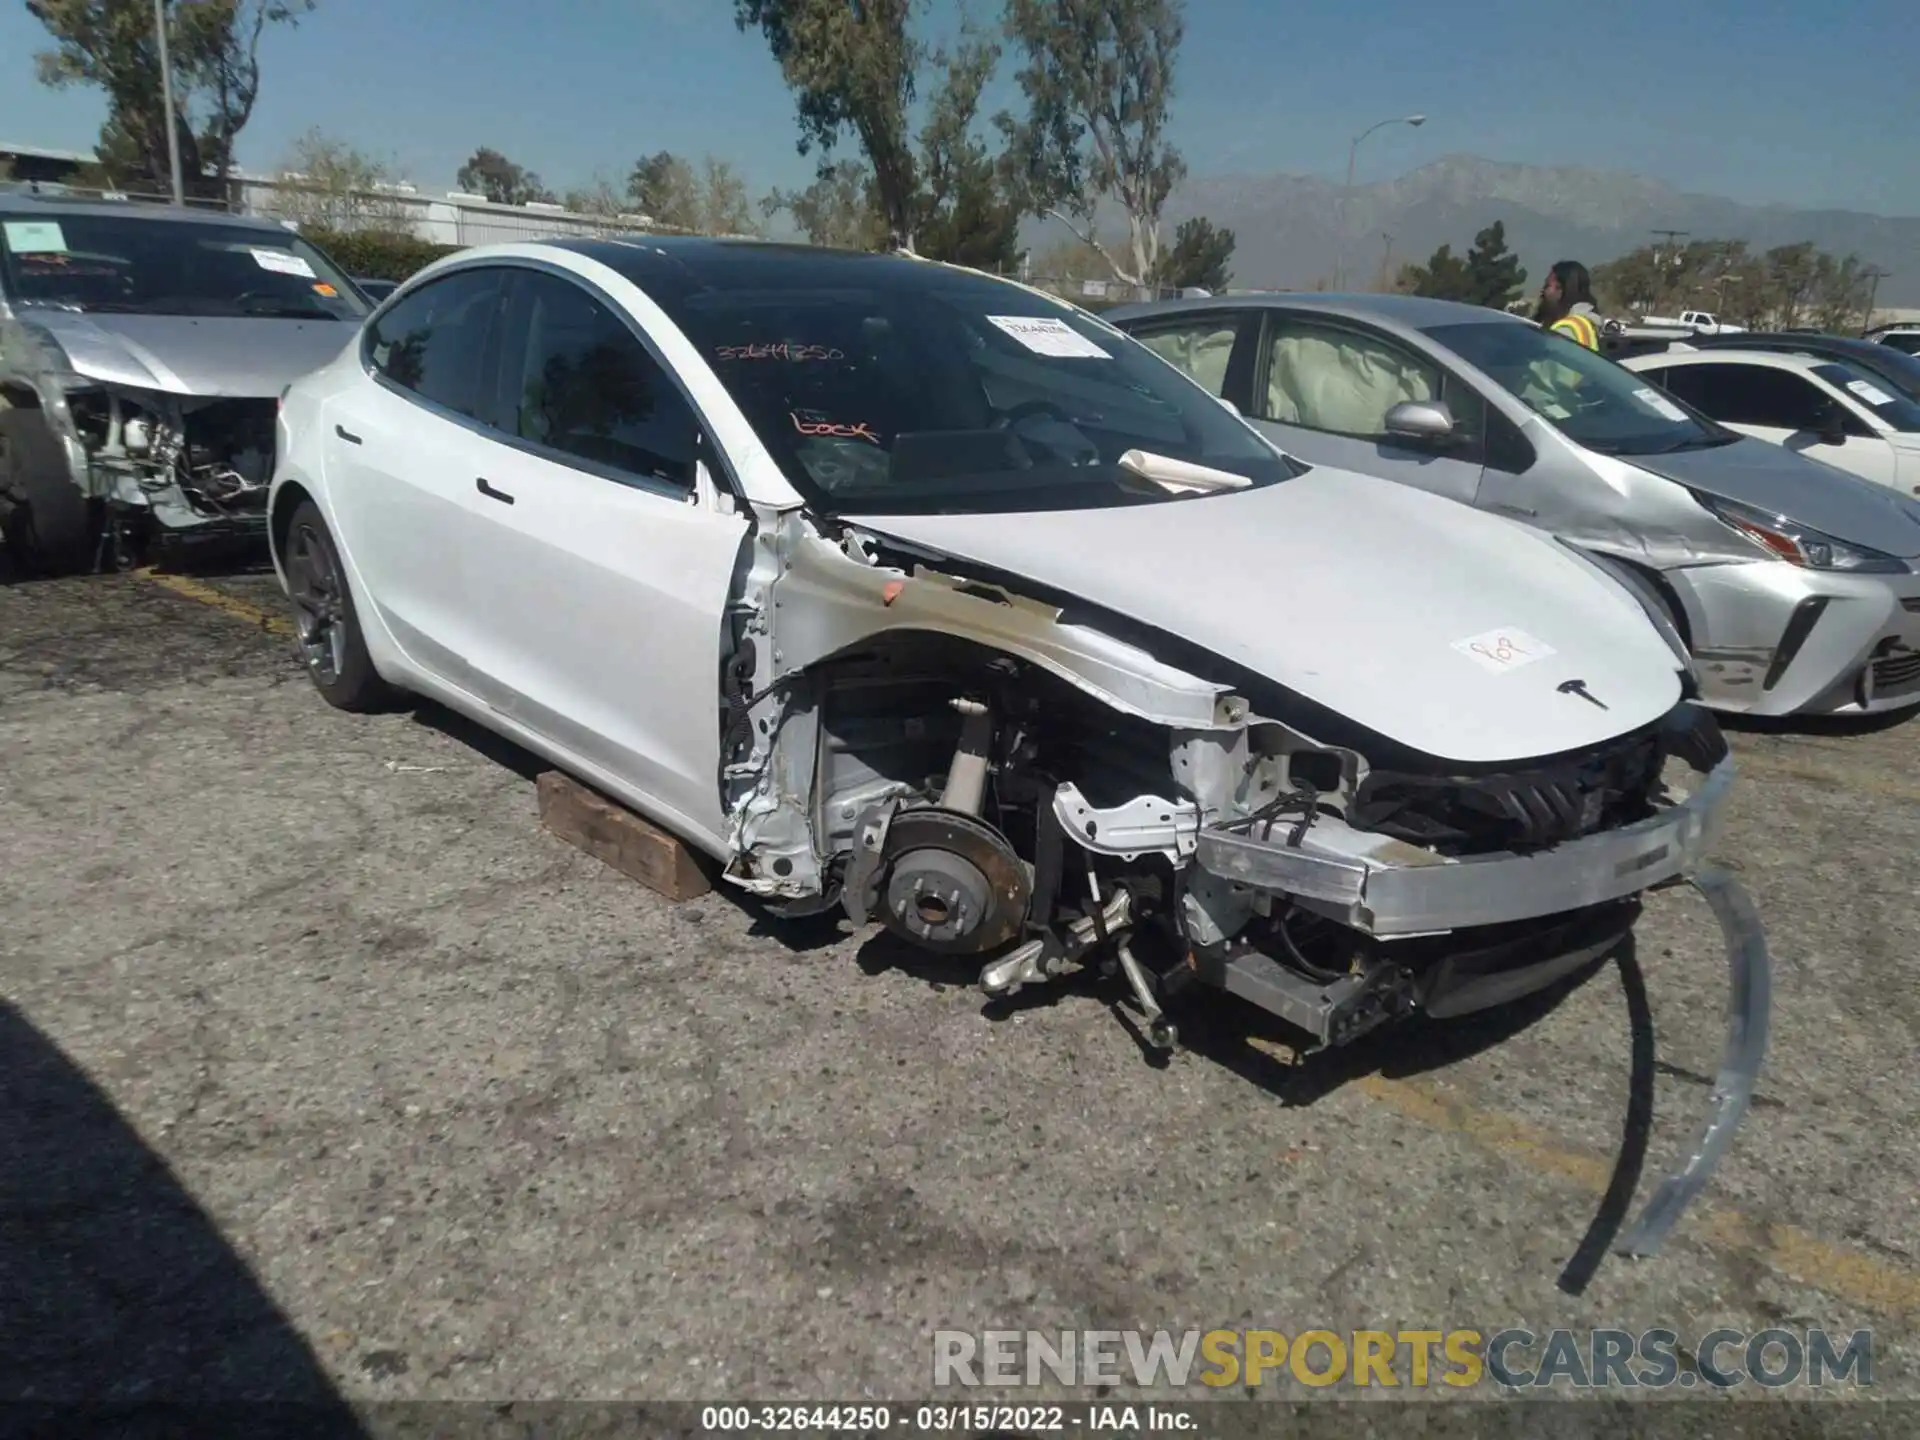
[1861,266,1891,334]
[1650,228,1690,262]
[153,0,185,205]
[1378,232,1394,291]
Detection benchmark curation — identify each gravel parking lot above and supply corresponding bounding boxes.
[3,560,1918,1413]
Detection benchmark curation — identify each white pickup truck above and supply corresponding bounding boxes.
[1641,309,1746,334]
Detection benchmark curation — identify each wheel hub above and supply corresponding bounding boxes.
[870,808,1031,957]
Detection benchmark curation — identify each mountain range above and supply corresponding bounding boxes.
[1061,155,1919,305]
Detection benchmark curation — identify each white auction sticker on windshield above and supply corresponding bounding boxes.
[251,248,316,278]
[1634,386,1688,422]
[4,220,68,254]
[1452,627,1557,674]
[1847,378,1897,408]
[987,314,1112,359]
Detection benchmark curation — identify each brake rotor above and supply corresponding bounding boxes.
[877,807,1031,957]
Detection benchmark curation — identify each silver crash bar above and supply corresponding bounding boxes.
[1193,753,1771,1259]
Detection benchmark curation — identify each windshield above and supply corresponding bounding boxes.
[1425,319,1734,456]
[1813,361,1920,432]
[657,273,1298,515]
[0,211,369,321]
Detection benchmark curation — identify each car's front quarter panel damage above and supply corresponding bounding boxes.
[1,310,276,552]
[713,500,1769,1260]
[718,508,1255,901]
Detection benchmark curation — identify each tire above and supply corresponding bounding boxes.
[281,499,398,712]
[0,406,97,576]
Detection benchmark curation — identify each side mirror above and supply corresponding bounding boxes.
[1384,399,1456,442]
[1813,403,1848,447]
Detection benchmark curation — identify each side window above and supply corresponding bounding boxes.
[1680,364,1831,431]
[1647,364,1702,405]
[364,268,504,419]
[1260,319,1442,440]
[1130,314,1242,397]
[502,271,698,489]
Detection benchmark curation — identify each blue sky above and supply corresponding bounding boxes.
[3,0,1916,215]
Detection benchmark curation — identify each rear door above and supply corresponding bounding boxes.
[1248,311,1490,503]
[321,265,509,686]
[461,265,751,842]
[1649,360,1899,487]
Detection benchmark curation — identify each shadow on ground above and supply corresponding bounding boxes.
[0,1002,367,1433]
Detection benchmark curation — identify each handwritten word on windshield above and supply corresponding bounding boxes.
[791,412,880,445]
[718,342,845,362]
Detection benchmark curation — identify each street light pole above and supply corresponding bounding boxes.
[1338,113,1425,290]
[153,0,185,205]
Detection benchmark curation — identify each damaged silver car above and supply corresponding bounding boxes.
[0,193,369,573]
[1110,293,1920,718]
[269,238,1771,1255]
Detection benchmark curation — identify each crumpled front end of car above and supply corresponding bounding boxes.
[56,382,276,540]
[1,313,286,567]
[715,505,1770,1262]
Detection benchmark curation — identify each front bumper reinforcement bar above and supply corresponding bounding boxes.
[1190,750,1772,1258]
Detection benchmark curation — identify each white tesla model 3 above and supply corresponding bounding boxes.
[268,237,1767,1253]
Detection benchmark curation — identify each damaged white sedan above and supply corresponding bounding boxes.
[269,237,1770,1256]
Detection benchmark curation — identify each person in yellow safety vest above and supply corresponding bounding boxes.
[1534,259,1603,349]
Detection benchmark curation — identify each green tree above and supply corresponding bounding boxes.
[629,151,699,226]
[698,157,759,236]
[1463,220,1525,309]
[456,147,554,206]
[762,161,887,249]
[911,32,1022,270]
[29,0,316,199]
[1000,0,1187,288]
[1397,243,1473,300]
[1592,237,1872,330]
[733,0,922,250]
[1810,252,1875,333]
[628,152,759,235]
[561,176,633,218]
[267,128,412,231]
[1156,216,1233,291]
[739,11,1023,266]
[1763,242,1824,330]
[1033,236,1113,284]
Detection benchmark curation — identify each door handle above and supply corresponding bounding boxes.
[476,477,515,505]
[334,424,363,445]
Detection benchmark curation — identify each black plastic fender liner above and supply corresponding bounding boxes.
[1616,866,1772,1257]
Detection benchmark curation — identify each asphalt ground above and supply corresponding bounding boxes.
[2,554,1917,1422]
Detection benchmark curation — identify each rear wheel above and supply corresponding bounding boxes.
[283,499,398,711]
[1,407,97,576]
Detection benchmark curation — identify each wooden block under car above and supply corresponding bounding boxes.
[536,770,712,902]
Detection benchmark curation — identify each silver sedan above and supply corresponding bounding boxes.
[1107,293,1920,718]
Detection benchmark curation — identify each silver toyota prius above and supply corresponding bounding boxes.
[1107,293,1920,718]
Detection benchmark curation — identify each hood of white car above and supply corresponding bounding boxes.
[20,309,356,398]
[850,466,1684,765]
